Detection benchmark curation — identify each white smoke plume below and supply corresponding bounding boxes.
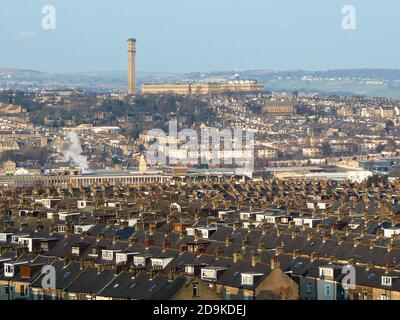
[62,131,89,172]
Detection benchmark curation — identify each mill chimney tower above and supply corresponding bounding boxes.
[127,38,137,95]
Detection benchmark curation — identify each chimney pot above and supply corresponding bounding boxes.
[251,253,260,267]
[233,250,242,263]
[354,238,362,247]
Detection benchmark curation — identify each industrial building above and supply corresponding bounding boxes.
[141,80,265,96]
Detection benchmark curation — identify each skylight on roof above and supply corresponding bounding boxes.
[367,273,376,280]
[63,271,71,279]
[149,284,157,292]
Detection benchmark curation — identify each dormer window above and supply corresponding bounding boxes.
[71,246,80,256]
[382,276,393,286]
[151,257,173,270]
[134,256,147,267]
[319,267,334,278]
[200,267,226,281]
[185,265,195,275]
[102,250,114,261]
[201,268,217,281]
[241,273,263,286]
[41,242,49,251]
[241,274,254,286]
[5,264,14,276]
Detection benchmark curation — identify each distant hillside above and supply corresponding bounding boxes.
[1,68,400,98]
[0,68,44,76]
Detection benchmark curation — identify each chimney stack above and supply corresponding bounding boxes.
[233,250,242,263]
[293,249,301,259]
[385,262,395,274]
[354,238,362,247]
[128,237,137,246]
[369,240,378,249]
[276,246,285,254]
[311,252,319,261]
[276,227,284,237]
[127,38,137,95]
[258,242,266,252]
[162,237,171,251]
[215,246,224,259]
[225,234,234,246]
[241,236,250,248]
[251,253,260,267]
[322,233,329,243]
[233,221,241,231]
[271,255,280,270]
[291,229,300,239]
[149,222,156,235]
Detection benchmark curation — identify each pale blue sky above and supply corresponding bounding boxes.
[0,0,399,73]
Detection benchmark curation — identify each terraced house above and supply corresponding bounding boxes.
[0,178,400,300]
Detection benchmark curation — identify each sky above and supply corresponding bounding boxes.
[0,0,399,73]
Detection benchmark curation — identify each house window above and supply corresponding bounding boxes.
[307,283,312,294]
[5,285,9,295]
[185,265,194,275]
[5,265,14,275]
[201,269,216,280]
[241,274,254,286]
[152,260,163,267]
[324,284,331,297]
[116,254,126,264]
[382,276,392,286]
[102,251,114,261]
[192,282,199,298]
[134,257,145,267]
[320,268,333,278]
